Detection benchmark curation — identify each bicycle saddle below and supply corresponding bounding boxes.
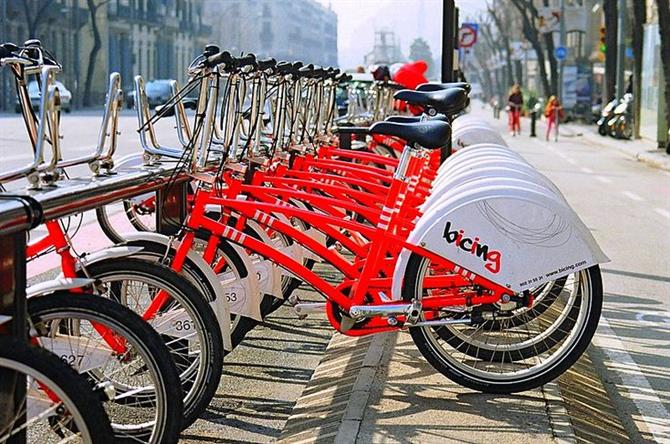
[394,87,468,116]
[385,114,448,124]
[369,120,451,149]
[417,82,471,93]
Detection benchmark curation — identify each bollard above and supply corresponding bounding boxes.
[530,110,537,137]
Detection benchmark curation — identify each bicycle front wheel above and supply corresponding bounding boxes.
[28,292,183,443]
[79,258,224,428]
[0,337,114,444]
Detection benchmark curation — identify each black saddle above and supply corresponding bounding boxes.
[417,82,471,93]
[394,87,468,116]
[369,120,451,149]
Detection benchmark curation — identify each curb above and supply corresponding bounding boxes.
[277,331,394,443]
[334,332,392,443]
[542,382,576,444]
[578,128,670,172]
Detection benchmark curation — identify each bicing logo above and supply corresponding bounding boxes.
[443,221,502,274]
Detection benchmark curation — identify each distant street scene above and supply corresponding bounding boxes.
[0,1,669,443]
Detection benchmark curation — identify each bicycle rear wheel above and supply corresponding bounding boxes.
[0,337,114,444]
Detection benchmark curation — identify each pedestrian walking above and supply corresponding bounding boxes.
[507,84,523,136]
[544,95,564,141]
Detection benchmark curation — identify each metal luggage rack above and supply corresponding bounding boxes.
[0,54,194,345]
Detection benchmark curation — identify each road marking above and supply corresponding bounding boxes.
[595,175,612,184]
[564,157,577,165]
[621,191,644,202]
[654,208,670,220]
[594,318,670,442]
[580,167,593,174]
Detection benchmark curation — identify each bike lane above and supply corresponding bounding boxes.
[478,104,670,443]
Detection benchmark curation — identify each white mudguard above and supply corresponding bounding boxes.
[122,232,258,351]
[452,125,508,149]
[27,278,96,298]
[243,219,282,299]
[77,246,145,267]
[392,186,609,299]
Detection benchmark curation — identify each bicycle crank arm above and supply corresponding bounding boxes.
[349,303,414,319]
[293,302,326,319]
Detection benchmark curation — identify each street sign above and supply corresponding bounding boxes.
[554,46,567,61]
[458,23,478,48]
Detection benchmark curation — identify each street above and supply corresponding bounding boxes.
[2,107,669,442]
[484,106,670,443]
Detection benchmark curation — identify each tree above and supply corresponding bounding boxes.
[540,0,559,96]
[631,0,646,138]
[658,0,670,151]
[603,0,618,102]
[19,0,55,38]
[509,0,553,97]
[478,20,506,99]
[409,38,435,79]
[83,0,110,106]
[487,5,515,87]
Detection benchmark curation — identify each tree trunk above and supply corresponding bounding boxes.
[510,0,551,97]
[631,0,646,139]
[83,0,102,107]
[488,8,515,88]
[541,0,559,95]
[21,0,56,39]
[515,59,523,85]
[603,0,618,102]
[657,0,670,151]
[543,32,558,95]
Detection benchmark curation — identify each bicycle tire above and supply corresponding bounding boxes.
[78,258,223,428]
[0,337,114,444]
[402,252,603,393]
[28,292,183,443]
[121,238,255,350]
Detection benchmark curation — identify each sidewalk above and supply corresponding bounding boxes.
[479,105,670,172]
[356,332,558,444]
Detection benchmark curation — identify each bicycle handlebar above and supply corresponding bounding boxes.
[203,50,234,68]
[257,57,276,72]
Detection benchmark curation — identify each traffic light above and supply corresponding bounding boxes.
[599,26,606,53]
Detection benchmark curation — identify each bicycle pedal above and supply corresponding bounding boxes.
[339,315,356,332]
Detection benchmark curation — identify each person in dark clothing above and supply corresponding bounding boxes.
[507,84,524,136]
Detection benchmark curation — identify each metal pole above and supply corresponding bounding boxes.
[0,232,28,444]
[441,0,455,83]
[559,0,566,103]
[73,0,81,108]
[453,6,459,81]
[1,0,7,111]
[615,0,626,98]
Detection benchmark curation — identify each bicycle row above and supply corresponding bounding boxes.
[0,40,609,443]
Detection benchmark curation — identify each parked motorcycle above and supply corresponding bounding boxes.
[607,93,633,140]
[597,98,617,136]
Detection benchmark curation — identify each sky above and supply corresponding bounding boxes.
[316,0,489,69]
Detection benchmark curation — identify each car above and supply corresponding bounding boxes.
[15,79,72,113]
[126,79,198,115]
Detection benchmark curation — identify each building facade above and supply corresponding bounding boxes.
[364,30,404,66]
[107,0,211,91]
[205,0,338,67]
[0,0,211,110]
